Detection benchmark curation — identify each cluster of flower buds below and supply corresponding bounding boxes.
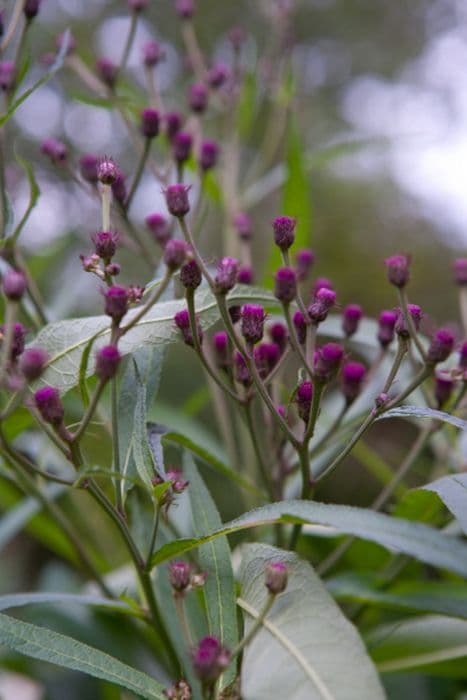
[168,560,207,596]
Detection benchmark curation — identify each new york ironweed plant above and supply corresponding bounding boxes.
[0,2,466,699]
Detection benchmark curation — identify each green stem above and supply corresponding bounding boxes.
[179,217,215,287]
[381,338,407,394]
[72,379,107,443]
[282,304,313,377]
[231,594,275,659]
[0,302,16,382]
[125,138,151,212]
[111,376,123,514]
[118,10,138,79]
[0,0,25,54]
[174,594,193,648]
[398,288,427,362]
[243,402,275,500]
[145,504,161,569]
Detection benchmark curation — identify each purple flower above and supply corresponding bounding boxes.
[394,304,422,338]
[1,323,26,361]
[24,0,42,20]
[274,267,297,304]
[453,258,467,286]
[272,216,296,251]
[199,140,219,171]
[308,287,336,324]
[268,322,288,352]
[141,108,160,139]
[176,0,194,19]
[213,331,230,370]
[192,636,230,683]
[214,257,238,294]
[233,212,253,240]
[92,230,118,261]
[34,387,64,426]
[293,310,307,344]
[265,561,288,594]
[180,257,202,289]
[254,342,280,378]
[234,351,251,385]
[296,381,313,422]
[241,304,266,345]
[435,373,455,408]
[164,111,183,140]
[427,328,455,365]
[143,40,165,67]
[169,561,191,593]
[97,157,118,185]
[164,239,188,271]
[385,254,410,288]
[174,309,202,347]
[377,309,398,347]
[237,265,253,285]
[314,343,343,381]
[95,345,121,380]
[164,184,191,218]
[104,285,129,322]
[341,362,366,403]
[295,248,315,281]
[96,58,118,88]
[172,131,193,164]
[0,61,14,91]
[189,83,209,113]
[79,154,99,183]
[19,347,48,381]
[207,63,230,88]
[145,213,172,246]
[342,303,363,337]
[2,270,27,301]
[41,138,67,165]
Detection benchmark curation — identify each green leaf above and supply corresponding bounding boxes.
[0,30,71,127]
[328,573,467,619]
[368,615,467,676]
[0,592,134,615]
[0,485,65,552]
[0,613,166,698]
[131,364,157,490]
[184,453,238,686]
[239,544,385,700]
[421,473,467,535]
[377,405,467,431]
[265,116,312,287]
[78,332,100,408]
[151,500,467,577]
[31,285,276,395]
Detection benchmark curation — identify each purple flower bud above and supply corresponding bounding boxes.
[459,341,467,370]
[164,184,191,218]
[293,310,307,344]
[143,40,165,67]
[214,257,238,294]
[453,258,467,286]
[228,305,241,324]
[0,61,14,91]
[234,350,251,385]
[96,58,118,88]
[207,63,230,88]
[127,285,144,304]
[254,342,280,378]
[97,157,118,185]
[111,170,127,203]
[34,387,64,426]
[233,212,253,240]
[199,140,219,171]
[24,0,42,20]
[342,303,363,337]
[1,323,26,361]
[79,154,99,183]
[104,285,129,322]
[169,561,191,593]
[164,239,187,271]
[41,138,67,165]
[174,309,202,347]
[308,287,336,324]
[269,322,288,352]
[180,257,202,289]
[19,348,48,381]
[385,254,410,288]
[295,248,315,281]
[213,331,230,370]
[274,267,296,304]
[189,83,209,113]
[427,328,455,364]
[296,380,313,422]
[166,468,189,493]
[377,309,398,347]
[2,270,27,301]
[172,131,193,164]
[164,111,183,140]
[106,263,121,277]
[313,277,334,297]
[141,108,160,139]
[342,362,366,403]
[80,253,100,272]
[395,304,422,339]
[128,0,148,11]
[314,343,344,381]
[435,373,455,408]
[277,404,286,419]
[95,345,121,380]
[265,561,288,594]
[192,636,230,683]
[272,216,296,251]
[237,265,253,285]
[241,304,266,345]
[176,0,194,19]
[145,214,171,246]
[92,230,118,261]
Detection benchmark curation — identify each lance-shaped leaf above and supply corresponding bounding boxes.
[421,473,467,535]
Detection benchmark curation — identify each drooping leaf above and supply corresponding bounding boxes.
[0,592,134,615]
[239,544,385,700]
[0,484,65,553]
[421,473,467,535]
[377,405,467,431]
[0,613,166,698]
[151,500,467,577]
[131,365,157,491]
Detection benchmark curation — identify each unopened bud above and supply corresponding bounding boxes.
[274,267,297,304]
[342,304,363,337]
[104,285,129,322]
[141,108,160,139]
[272,216,296,251]
[295,248,314,281]
[241,304,266,345]
[189,83,208,113]
[41,138,67,165]
[19,347,48,381]
[385,254,410,288]
[172,131,193,164]
[164,239,187,271]
[95,345,121,380]
[164,184,191,218]
[395,304,422,339]
[296,381,313,422]
[308,287,336,324]
[2,270,27,301]
[342,362,366,403]
[435,373,455,407]
[427,328,455,365]
[180,257,202,289]
[314,343,343,382]
[265,561,288,594]
[214,257,238,294]
[34,386,64,426]
[377,310,398,347]
[145,213,171,246]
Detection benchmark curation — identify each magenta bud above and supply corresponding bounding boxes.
[164,184,191,218]
[97,157,118,185]
[233,212,253,240]
[41,138,67,165]
[95,345,121,381]
[214,257,238,294]
[79,154,99,183]
[1,323,26,361]
[314,342,344,381]
[241,304,266,345]
[192,636,230,683]
[111,170,127,203]
[234,350,251,385]
[342,362,366,403]
[104,285,129,322]
[342,303,363,337]
[265,561,288,594]
[172,131,193,164]
[199,140,219,171]
[141,108,160,139]
[207,63,230,88]
[174,309,202,347]
[143,40,165,67]
[106,263,120,276]
[377,309,398,347]
[2,270,27,301]
[313,277,334,297]
[92,230,118,261]
[427,328,455,364]
[213,331,230,370]
[293,309,307,344]
[269,322,288,352]
[164,111,183,141]
[189,83,209,113]
[272,216,296,251]
[435,373,455,407]
[274,267,296,304]
[385,254,410,288]
[237,265,253,285]
[164,239,187,271]
[24,0,41,19]
[176,0,194,19]
[228,305,241,324]
[169,561,191,592]
[96,58,118,88]
[167,468,189,494]
[34,386,64,426]
[308,287,336,324]
[277,404,286,419]
[145,214,171,246]
[296,380,313,422]
[0,61,14,91]
[453,258,467,286]
[295,248,315,281]
[19,347,48,381]
[395,304,422,339]
[254,342,280,378]
[180,257,202,289]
